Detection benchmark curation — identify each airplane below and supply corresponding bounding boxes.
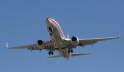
[9,17,120,59]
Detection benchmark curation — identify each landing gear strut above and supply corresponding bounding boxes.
[48,51,54,56]
[68,48,73,54]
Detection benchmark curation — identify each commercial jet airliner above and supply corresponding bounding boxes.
[9,17,119,58]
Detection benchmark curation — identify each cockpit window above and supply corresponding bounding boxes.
[48,27,53,33]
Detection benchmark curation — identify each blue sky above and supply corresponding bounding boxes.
[0,0,123,72]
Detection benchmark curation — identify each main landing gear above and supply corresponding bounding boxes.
[68,48,74,54]
[48,51,54,56]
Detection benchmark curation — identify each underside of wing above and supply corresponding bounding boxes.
[8,44,37,49]
[78,36,120,46]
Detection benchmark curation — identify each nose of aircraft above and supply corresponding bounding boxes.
[46,17,51,24]
[47,17,52,22]
[46,17,50,22]
[46,17,59,25]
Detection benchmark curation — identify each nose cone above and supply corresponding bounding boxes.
[46,17,50,20]
[46,17,50,22]
[46,17,59,25]
[47,17,52,22]
[46,17,51,24]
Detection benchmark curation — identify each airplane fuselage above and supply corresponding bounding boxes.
[45,18,74,58]
[46,18,67,48]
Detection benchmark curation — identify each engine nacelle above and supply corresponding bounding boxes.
[71,36,79,45]
[37,40,43,45]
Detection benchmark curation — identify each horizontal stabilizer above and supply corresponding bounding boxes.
[48,52,92,58]
[71,52,92,56]
[48,55,62,58]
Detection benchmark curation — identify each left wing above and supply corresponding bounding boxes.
[78,36,120,46]
[8,44,37,49]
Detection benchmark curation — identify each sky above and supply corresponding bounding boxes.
[0,0,123,72]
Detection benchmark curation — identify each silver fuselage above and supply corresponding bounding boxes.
[45,18,73,58]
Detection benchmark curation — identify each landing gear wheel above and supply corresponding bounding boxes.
[48,51,54,56]
[68,49,73,54]
[70,49,73,53]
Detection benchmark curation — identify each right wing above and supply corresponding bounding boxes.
[78,36,120,46]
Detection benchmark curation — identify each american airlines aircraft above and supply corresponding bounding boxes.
[9,17,119,58]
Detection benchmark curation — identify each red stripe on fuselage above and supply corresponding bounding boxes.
[48,18,59,25]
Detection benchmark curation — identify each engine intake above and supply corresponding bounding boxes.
[71,36,79,45]
[72,36,78,41]
[37,40,43,45]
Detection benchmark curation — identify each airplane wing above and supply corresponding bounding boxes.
[8,44,37,49]
[78,36,120,46]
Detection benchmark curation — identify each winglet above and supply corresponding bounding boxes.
[5,42,9,48]
[111,36,120,39]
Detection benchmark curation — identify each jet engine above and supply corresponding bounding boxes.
[37,40,43,45]
[71,36,79,45]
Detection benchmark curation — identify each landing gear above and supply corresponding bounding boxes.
[39,49,42,53]
[48,51,54,56]
[68,48,73,54]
